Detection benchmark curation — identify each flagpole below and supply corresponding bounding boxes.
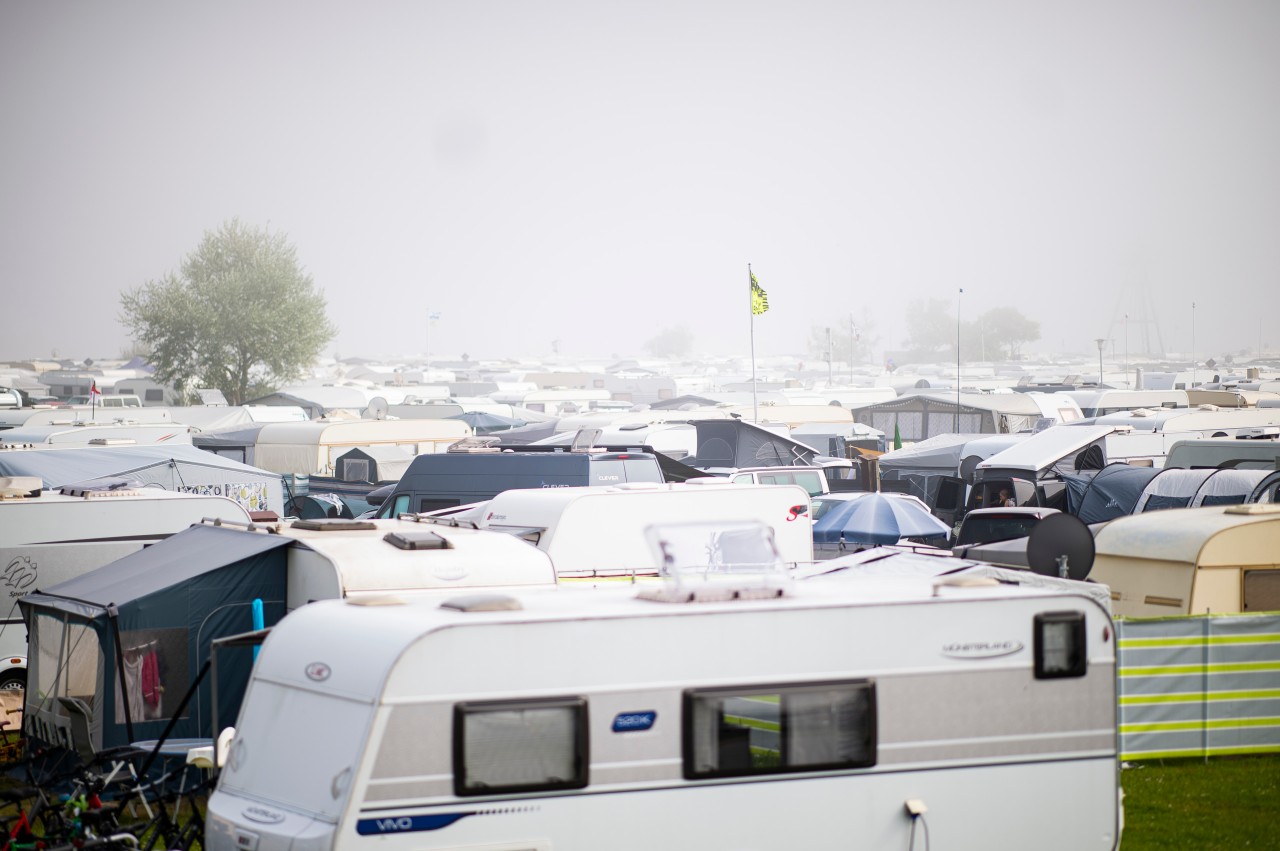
[749,264,758,423]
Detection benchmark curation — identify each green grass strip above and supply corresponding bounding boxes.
[1120,688,1280,705]
[722,714,779,733]
[1121,716,1280,733]
[1120,661,1280,677]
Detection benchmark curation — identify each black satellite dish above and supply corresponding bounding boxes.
[1025,513,1095,581]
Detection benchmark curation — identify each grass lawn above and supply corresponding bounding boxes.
[1120,755,1280,850]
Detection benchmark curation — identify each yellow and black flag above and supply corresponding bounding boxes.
[750,268,769,315]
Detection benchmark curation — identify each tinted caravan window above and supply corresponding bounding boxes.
[588,456,663,486]
[684,680,875,780]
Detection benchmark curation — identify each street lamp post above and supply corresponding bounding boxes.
[1191,301,1197,388]
[955,288,963,432]
[1095,338,1106,386]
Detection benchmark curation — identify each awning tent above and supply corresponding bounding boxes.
[20,524,290,754]
[0,443,285,514]
[190,424,269,466]
[850,391,1046,442]
[1134,468,1216,513]
[1064,464,1162,524]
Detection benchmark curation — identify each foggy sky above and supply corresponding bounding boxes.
[3,1,1278,366]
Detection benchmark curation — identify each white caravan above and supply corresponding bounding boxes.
[273,515,559,611]
[207,563,1120,851]
[473,482,815,576]
[0,477,251,690]
[0,421,196,447]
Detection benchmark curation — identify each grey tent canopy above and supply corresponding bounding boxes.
[0,443,285,515]
[21,523,290,754]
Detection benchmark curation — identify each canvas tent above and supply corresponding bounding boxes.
[1063,464,1162,524]
[0,443,285,515]
[850,391,1051,442]
[876,433,980,503]
[20,524,290,754]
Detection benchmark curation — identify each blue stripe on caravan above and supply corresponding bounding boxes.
[356,812,474,835]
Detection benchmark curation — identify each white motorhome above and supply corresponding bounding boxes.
[207,557,1119,851]
[0,477,252,691]
[473,482,815,576]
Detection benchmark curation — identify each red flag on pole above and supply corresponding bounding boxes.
[90,380,102,399]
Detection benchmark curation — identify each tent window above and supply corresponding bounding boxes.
[114,627,188,724]
[30,614,102,719]
[454,697,588,796]
[1142,494,1191,512]
[684,680,876,780]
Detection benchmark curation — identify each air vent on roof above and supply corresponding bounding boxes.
[384,529,451,550]
[59,479,144,498]
[346,595,405,607]
[0,476,41,499]
[290,518,378,531]
[1224,504,1280,516]
[447,436,503,453]
[440,594,522,612]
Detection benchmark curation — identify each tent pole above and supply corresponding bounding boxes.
[106,605,135,745]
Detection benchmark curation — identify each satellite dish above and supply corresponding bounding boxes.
[366,396,389,420]
[1025,513,1095,581]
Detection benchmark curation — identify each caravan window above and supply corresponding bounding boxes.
[589,457,663,486]
[683,680,876,780]
[454,697,588,796]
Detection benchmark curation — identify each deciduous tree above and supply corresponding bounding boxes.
[120,219,335,404]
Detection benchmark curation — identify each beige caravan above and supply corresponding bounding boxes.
[1090,504,1280,617]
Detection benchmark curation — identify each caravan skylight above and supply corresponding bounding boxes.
[639,520,790,602]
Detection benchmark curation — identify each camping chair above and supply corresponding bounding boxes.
[58,697,145,797]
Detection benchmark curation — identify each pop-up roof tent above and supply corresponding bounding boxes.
[684,419,822,470]
[20,524,289,755]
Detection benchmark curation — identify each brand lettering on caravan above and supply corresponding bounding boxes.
[940,640,1024,659]
[242,806,285,825]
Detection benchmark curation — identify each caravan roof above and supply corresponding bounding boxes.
[276,516,557,608]
[1165,437,1280,470]
[0,421,195,446]
[1086,406,1280,435]
[243,419,472,476]
[476,482,814,576]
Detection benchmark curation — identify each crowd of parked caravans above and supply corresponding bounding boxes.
[2,362,1280,849]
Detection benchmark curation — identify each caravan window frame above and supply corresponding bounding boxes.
[453,696,589,797]
[682,679,877,780]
